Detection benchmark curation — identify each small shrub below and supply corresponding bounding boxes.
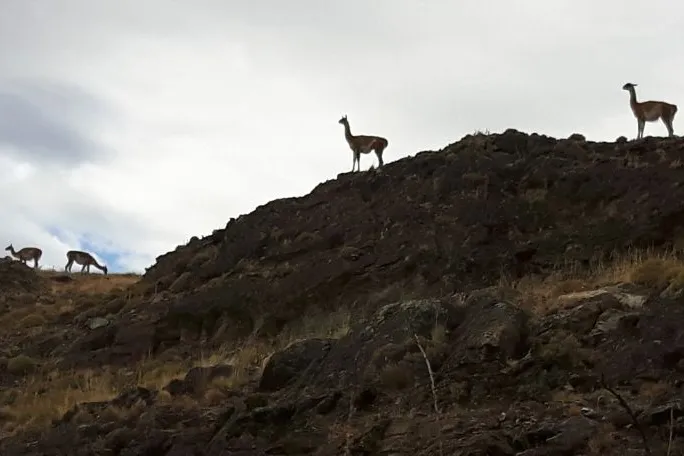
[538,331,586,369]
[378,363,413,390]
[522,188,548,203]
[6,355,39,375]
[203,387,228,406]
[19,313,47,328]
[586,423,617,455]
[430,324,447,344]
[629,258,682,288]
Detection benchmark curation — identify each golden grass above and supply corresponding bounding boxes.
[1,368,120,433]
[39,270,141,295]
[0,272,141,332]
[0,306,351,435]
[501,247,684,315]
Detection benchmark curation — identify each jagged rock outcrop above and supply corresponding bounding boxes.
[4,130,684,455]
[0,257,44,296]
[41,130,684,372]
[2,284,683,455]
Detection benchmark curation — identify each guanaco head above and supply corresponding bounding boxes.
[338,115,348,125]
[4,244,12,252]
[622,82,637,91]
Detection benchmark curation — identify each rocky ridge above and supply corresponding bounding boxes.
[1,129,684,455]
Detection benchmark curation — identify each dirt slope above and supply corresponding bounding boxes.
[2,129,684,455]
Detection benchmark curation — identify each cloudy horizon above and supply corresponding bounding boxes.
[2,0,683,273]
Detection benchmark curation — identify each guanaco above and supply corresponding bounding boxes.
[5,244,42,269]
[338,115,389,172]
[65,250,108,275]
[622,82,678,139]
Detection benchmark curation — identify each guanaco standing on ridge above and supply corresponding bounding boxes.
[338,115,389,172]
[5,244,42,269]
[65,250,108,275]
[622,83,678,139]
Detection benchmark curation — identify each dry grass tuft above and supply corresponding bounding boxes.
[137,359,188,389]
[6,355,40,375]
[586,423,618,455]
[629,258,684,290]
[17,313,47,328]
[502,248,684,315]
[430,324,447,344]
[637,380,671,401]
[379,363,414,390]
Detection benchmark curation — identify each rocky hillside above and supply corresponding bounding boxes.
[2,129,684,455]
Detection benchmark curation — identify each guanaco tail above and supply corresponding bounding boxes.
[65,250,108,275]
[622,82,678,139]
[338,115,389,172]
[5,244,42,269]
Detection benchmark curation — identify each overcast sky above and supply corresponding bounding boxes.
[1,0,683,273]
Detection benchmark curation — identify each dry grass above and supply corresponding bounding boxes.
[501,247,684,315]
[0,305,351,436]
[521,188,548,203]
[136,358,189,389]
[379,363,414,390]
[550,389,585,405]
[1,368,120,432]
[0,272,140,333]
[39,270,141,295]
[213,306,352,391]
[638,380,672,402]
[0,270,143,434]
[586,423,618,455]
[670,159,684,169]
[6,355,40,375]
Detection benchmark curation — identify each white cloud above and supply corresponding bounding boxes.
[1,0,684,273]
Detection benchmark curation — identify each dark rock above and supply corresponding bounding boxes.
[0,257,44,294]
[164,364,234,396]
[597,298,684,383]
[112,387,157,408]
[259,338,334,392]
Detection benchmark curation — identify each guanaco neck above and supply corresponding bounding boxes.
[7,246,17,257]
[88,257,105,270]
[627,86,640,109]
[342,120,354,142]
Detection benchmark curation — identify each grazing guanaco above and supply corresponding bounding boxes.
[622,82,678,139]
[5,244,42,269]
[338,115,389,172]
[65,250,108,275]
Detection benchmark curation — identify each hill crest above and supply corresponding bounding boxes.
[3,129,684,455]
